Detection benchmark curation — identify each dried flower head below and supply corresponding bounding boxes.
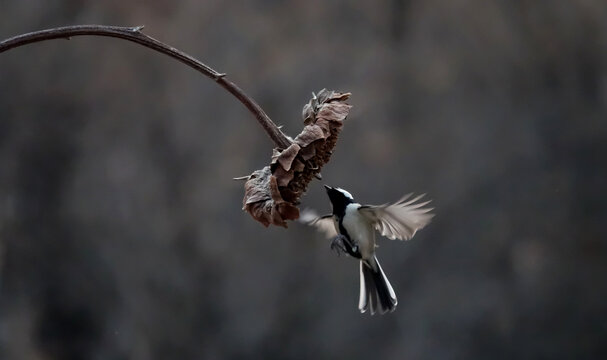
[242,89,351,227]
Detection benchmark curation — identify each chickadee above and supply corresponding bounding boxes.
[302,185,433,314]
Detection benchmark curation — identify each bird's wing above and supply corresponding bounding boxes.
[299,209,338,239]
[358,193,434,241]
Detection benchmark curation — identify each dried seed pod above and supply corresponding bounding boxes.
[242,89,351,227]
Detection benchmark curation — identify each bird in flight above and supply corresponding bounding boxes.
[301,185,434,314]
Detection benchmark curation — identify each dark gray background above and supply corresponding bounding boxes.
[1,1,606,359]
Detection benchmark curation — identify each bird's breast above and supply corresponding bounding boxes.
[342,203,376,259]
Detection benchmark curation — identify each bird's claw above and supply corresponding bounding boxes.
[330,234,360,258]
[330,235,348,256]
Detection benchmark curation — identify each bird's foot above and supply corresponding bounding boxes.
[330,234,349,256]
[330,235,361,258]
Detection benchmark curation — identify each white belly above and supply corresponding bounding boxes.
[342,203,376,259]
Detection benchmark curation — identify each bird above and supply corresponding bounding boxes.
[301,185,434,315]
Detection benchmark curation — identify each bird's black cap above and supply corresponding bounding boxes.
[324,185,353,215]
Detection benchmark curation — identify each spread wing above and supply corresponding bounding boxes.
[299,209,337,239]
[358,193,434,241]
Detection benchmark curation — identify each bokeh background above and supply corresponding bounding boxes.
[1,1,606,359]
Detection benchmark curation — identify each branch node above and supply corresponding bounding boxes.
[131,25,145,32]
[214,73,227,79]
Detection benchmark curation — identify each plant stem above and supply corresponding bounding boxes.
[0,24,292,149]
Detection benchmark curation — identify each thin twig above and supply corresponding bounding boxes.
[0,24,292,149]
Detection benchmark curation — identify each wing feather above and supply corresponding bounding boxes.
[299,209,338,239]
[358,193,434,241]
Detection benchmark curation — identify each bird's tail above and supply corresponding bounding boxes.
[359,256,397,314]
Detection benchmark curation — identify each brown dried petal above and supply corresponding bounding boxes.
[294,124,327,147]
[242,167,300,228]
[275,143,300,171]
[271,148,281,163]
[269,175,300,226]
[245,203,271,227]
[298,143,317,160]
[317,102,352,122]
[302,103,314,124]
[273,165,295,187]
[243,167,272,205]
[276,202,300,222]
[313,118,333,135]
[268,174,284,202]
[316,89,333,104]
[292,159,305,172]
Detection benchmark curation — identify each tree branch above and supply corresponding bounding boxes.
[0,24,292,149]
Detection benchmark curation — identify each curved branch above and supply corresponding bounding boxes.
[0,24,292,149]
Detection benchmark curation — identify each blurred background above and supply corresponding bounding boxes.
[1,1,606,359]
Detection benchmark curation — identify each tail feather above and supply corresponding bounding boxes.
[358,256,397,314]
